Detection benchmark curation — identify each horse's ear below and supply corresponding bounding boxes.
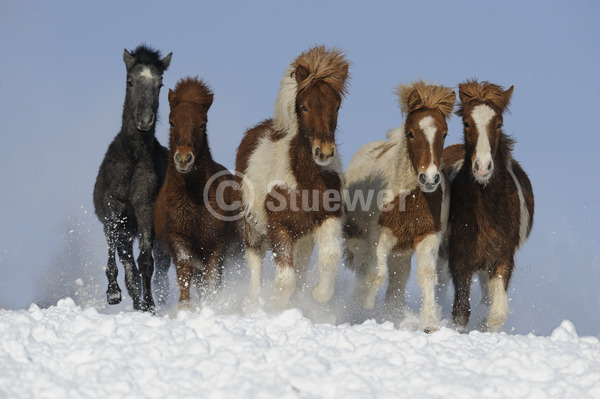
[123,49,136,70]
[294,65,310,85]
[203,93,214,110]
[499,85,514,112]
[161,52,173,70]
[407,89,423,113]
[168,89,179,107]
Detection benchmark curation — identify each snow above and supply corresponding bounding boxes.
[1,298,599,399]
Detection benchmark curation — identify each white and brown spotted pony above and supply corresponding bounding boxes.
[442,79,534,332]
[343,81,455,331]
[234,45,350,310]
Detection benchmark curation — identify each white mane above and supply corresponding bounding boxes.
[272,67,299,135]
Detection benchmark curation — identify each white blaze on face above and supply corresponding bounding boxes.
[472,104,496,180]
[139,67,154,79]
[419,116,439,185]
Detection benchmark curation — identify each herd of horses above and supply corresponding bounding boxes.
[94,44,534,333]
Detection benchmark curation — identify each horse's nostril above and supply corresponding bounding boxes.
[330,147,335,158]
[418,173,427,185]
[315,147,321,157]
[474,160,480,172]
[186,154,194,164]
[174,153,181,163]
[434,174,440,184]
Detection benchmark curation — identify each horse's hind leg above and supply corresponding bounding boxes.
[152,241,171,306]
[385,251,411,317]
[104,225,122,305]
[294,234,315,293]
[450,262,474,333]
[116,232,142,310]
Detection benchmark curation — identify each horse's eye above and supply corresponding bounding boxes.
[463,122,470,128]
[408,131,415,139]
[300,105,308,112]
[127,80,133,87]
[337,105,341,112]
[169,121,174,127]
[199,123,206,130]
[443,132,448,139]
[497,123,503,129]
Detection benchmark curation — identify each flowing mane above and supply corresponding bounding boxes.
[127,44,170,72]
[273,46,350,133]
[172,77,213,106]
[291,46,350,97]
[395,80,455,118]
[455,79,513,116]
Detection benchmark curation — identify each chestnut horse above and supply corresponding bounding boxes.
[93,45,172,312]
[442,80,534,332]
[235,45,350,310]
[154,77,236,309]
[344,81,455,331]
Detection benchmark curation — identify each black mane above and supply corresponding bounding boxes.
[128,44,169,72]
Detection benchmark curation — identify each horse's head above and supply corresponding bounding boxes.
[123,45,172,132]
[290,46,350,167]
[457,80,513,185]
[397,82,456,193]
[167,77,214,174]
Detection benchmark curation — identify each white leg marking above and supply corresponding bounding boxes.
[507,160,530,248]
[486,277,509,332]
[274,265,296,310]
[312,218,342,303]
[244,247,265,302]
[415,233,442,330]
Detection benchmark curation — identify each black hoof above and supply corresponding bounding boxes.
[107,290,122,305]
[140,297,156,314]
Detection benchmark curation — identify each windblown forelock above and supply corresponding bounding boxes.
[173,76,213,106]
[456,79,511,117]
[396,80,455,119]
[291,46,350,98]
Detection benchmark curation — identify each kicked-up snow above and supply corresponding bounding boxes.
[0,298,599,399]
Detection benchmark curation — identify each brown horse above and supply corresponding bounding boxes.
[344,81,455,331]
[235,45,350,310]
[442,79,534,332]
[153,77,236,309]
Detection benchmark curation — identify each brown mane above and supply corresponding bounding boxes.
[395,80,455,119]
[291,45,350,97]
[172,76,214,107]
[456,79,513,116]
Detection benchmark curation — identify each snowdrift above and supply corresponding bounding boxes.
[1,298,599,398]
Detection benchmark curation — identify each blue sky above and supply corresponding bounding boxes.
[0,1,598,335]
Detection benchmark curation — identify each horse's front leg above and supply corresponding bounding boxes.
[357,227,396,309]
[485,259,513,332]
[312,217,342,303]
[271,231,296,310]
[152,240,171,306]
[415,233,443,332]
[103,223,122,305]
[136,214,156,313]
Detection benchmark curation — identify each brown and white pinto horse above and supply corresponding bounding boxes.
[154,77,236,309]
[235,45,350,310]
[344,81,455,331]
[442,80,534,332]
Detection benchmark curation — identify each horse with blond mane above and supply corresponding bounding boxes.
[235,45,350,310]
[344,81,455,331]
[441,80,534,332]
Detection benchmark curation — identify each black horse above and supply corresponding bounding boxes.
[93,44,172,312]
